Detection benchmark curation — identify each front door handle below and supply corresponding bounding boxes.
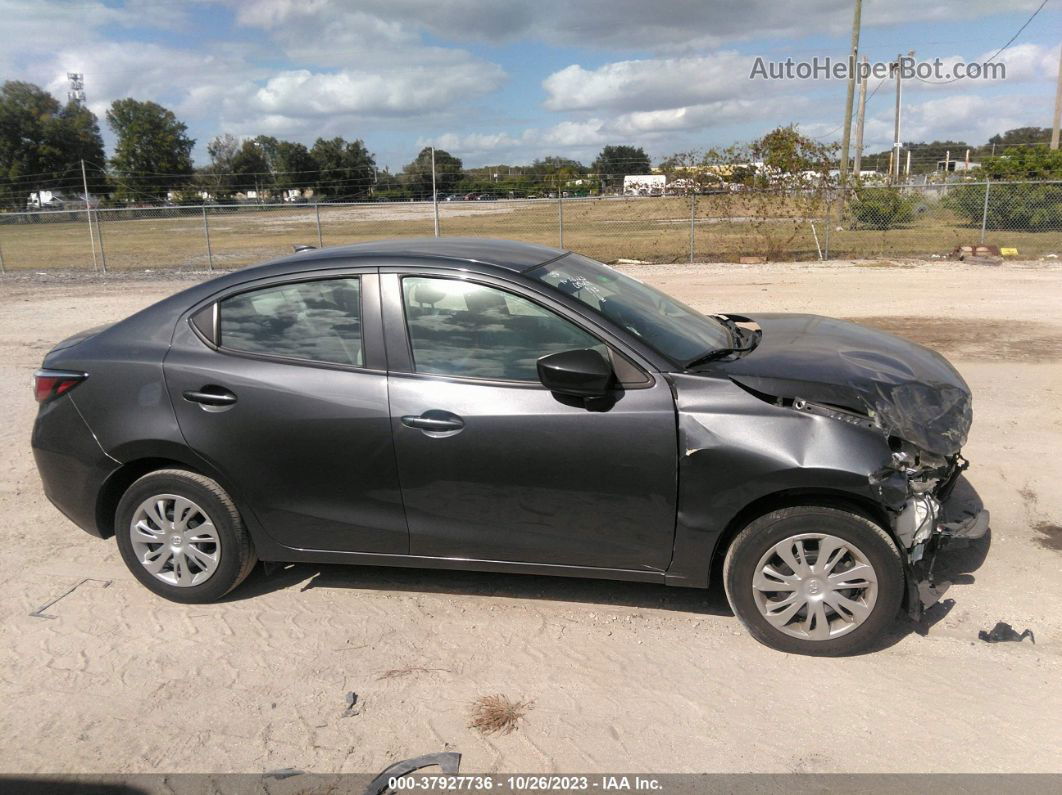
[183,386,237,406]
[401,412,465,432]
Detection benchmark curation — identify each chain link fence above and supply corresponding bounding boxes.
[2,181,1060,272]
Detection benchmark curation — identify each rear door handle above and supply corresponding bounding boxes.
[401,413,464,432]
[183,387,237,406]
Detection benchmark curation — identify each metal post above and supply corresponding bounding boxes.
[315,201,323,247]
[689,191,696,263]
[558,190,564,248]
[431,147,440,237]
[823,197,832,260]
[81,159,99,272]
[980,180,991,244]
[202,205,215,271]
[95,209,108,272]
[0,241,6,274]
[892,54,903,184]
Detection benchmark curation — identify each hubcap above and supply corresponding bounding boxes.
[129,494,221,587]
[752,533,878,641]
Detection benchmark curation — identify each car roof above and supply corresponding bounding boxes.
[247,237,568,276]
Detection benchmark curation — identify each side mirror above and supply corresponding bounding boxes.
[537,349,613,398]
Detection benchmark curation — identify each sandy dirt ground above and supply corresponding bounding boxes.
[1,260,1061,775]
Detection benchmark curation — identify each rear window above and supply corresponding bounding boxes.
[219,278,363,367]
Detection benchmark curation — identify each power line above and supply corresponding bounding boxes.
[912,0,1051,85]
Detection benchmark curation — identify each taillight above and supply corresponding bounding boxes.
[33,369,87,403]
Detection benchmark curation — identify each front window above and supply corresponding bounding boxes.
[402,276,606,381]
[528,254,730,363]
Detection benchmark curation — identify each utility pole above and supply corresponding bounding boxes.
[81,159,99,273]
[1051,43,1062,149]
[431,146,440,237]
[892,53,904,183]
[838,0,862,186]
[852,54,869,177]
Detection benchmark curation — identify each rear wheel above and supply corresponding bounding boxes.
[115,469,256,603]
[723,506,904,656]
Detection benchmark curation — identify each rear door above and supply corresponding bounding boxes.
[381,268,678,571]
[164,269,407,554]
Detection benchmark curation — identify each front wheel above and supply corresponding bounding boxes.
[115,469,257,603]
[723,506,904,656]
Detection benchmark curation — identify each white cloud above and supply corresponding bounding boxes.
[543,53,760,113]
[253,63,506,118]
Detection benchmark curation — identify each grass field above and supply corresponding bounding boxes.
[2,196,1060,270]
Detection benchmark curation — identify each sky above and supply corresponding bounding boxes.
[2,0,1060,170]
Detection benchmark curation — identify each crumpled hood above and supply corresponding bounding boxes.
[715,313,972,456]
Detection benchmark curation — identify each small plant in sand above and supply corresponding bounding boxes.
[468,694,535,735]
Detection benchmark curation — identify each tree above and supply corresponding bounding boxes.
[750,125,834,180]
[976,145,1062,180]
[255,136,318,192]
[0,81,106,208]
[850,188,918,229]
[201,133,240,196]
[51,101,108,194]
[402,146,463,198]
[987,127,1052,148]
[310,137,376,199]
[592,145,651,191]
[231,140,271,194]
[529,156,586,194]
[107,98,194,200]
[945,145,1062,231]
[696,129,836,259]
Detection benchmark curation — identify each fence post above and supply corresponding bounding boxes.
[81,159,99,273]
[823,196,832,260]
[980,180,991,244]
[0,241,5,274]
[202,205,215,271]
[95,210,108,273]
[558,191,564,248]
[431,147,440,237]
[689,191,696,264]
[315,201,323,247]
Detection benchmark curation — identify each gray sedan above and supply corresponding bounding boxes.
[31,238,987,655]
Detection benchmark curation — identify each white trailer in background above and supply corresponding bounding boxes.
[623,174,666,196]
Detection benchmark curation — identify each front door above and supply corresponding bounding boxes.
[165,271,408,554]
[384,272,678,571]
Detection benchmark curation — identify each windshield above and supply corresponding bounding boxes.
[528,254,730,364]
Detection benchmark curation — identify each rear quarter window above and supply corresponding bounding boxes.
[218,278,363,367]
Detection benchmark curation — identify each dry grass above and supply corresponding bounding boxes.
[467,694,535,736]
[2,197,1060,270]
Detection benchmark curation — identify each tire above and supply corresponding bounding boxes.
[723,505,904,656]
[115,469,257,603]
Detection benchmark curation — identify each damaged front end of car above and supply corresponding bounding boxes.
[705,313,990,618]
[870,441,989,618]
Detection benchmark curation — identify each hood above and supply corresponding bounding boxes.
[714,313,971,456]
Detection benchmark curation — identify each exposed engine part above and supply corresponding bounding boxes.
[895,494,939,550]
